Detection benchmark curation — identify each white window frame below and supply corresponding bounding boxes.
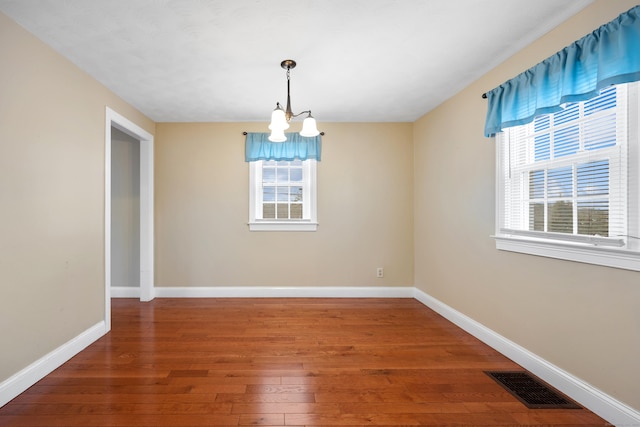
[494,82,640,271]
[248,159,318,231]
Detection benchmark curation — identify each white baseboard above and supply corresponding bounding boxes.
[111,286,141,298]
[153,286,415,298]
[0,321,106,408]
[412,288,640,427]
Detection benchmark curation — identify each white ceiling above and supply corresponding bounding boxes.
[0,0,593,123]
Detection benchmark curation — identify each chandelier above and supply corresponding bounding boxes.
[268,59,320,142]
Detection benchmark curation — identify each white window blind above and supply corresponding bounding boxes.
[496,82,640,270]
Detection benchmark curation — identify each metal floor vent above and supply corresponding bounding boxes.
[485,371,582,409]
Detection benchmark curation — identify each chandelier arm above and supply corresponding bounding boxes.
[290,110,312,118]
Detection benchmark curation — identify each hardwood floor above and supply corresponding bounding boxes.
[0,298,607,426]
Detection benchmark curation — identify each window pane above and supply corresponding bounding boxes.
[553,125,579,157]
[548,167,573,198]
[263,203,275,219]
[291,186,303,202]
[577,160,609,196]
[578,200,609,236]
[263,167,275,183]
[534,114,550,132]
[290,203,303,219]
[529,203,544,231]
[263,187,275,202]
[290,159,303,166]
[585,86,616,116]
[290,168,303,182]
[277,168,288,183]
[277,187,289,202]
[534,133,551,161]
[548,201,573,233]
[277,203,288,219]
[554,103,579,125]
[584,113,617,150]
[529,170,545,199]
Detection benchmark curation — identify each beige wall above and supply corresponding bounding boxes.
[0,12,154,382]
[155,122,414,287]
[413,0,640,410]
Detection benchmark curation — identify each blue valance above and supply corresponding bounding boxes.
[245,132,322,162]
[484,5,640,137]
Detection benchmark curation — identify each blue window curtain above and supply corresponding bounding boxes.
[484,5,640,137]
[245,132,322,162]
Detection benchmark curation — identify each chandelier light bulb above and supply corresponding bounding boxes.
[299,114,320,137]
[268,128,287,142]
[268,104,289,130]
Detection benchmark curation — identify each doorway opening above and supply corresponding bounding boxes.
[105,107,154,331]
[111,127,140,297]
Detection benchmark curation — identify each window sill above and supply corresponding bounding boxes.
[494,234,640,272]
[248,221,318,232]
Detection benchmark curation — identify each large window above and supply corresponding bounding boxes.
[495,82,640,271]
[249,159,317,231]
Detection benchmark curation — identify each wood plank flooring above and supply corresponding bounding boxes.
[0,298,607,426]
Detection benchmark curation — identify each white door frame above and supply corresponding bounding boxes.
[105,107,154,330]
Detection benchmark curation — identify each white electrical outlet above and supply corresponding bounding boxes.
[376,267,384,278]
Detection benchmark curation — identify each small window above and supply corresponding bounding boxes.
[495,82,640,271]
[249,159,317,231]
